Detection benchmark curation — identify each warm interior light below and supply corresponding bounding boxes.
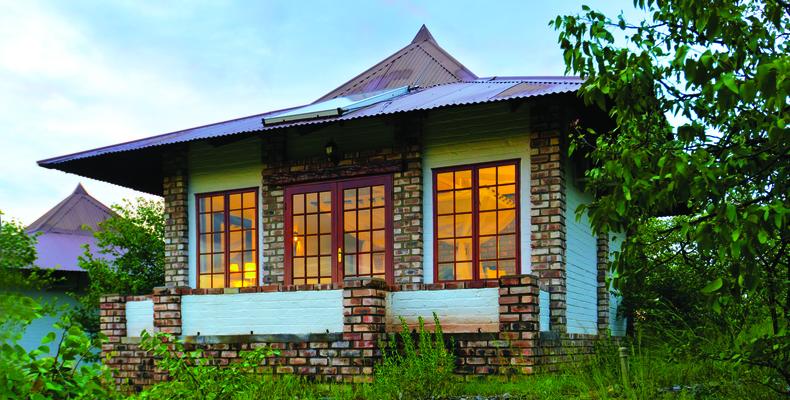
[325,140,336,157]
[230,263,240,272]
[244,262,256,271]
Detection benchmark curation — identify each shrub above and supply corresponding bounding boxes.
[371,313,457,400]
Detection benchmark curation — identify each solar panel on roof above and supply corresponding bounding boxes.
[262,86,409,125]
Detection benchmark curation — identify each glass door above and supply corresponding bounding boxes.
[285,176,392,284]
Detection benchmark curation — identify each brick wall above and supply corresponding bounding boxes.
[261,145,422,284]
[530,130,567,332]
[163,148,189,288]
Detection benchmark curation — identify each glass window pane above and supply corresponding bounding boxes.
[438,263,454,280]
[200,255,210,273]
[243,251,256,272]
[212,233,224,253]
[229,274,242,288]
[344,211,356,232]
[455,238,472,262]
[344,189,356,210]
[319,213,331,233]
[242,209,255,229]
[199,275,211,288]
[199,197,210,213]
[320,256,331,277]
[438,239,454,262]
[212,254,225,273]
[243,191,255,208]
[358,254,371,276]
[498,234,516,259]
[455,190,472,213]
[293,215,304,236]
[307,214,318,235]
[479,212,497,235]
[357,231,371,253]
[243,272,256,287]
[499,260,516,277]
[479,236,496,260]
[245,230,256,250]
[372,208,384,230]
[499,185,516,209]
[358,209,370,231]
[372,230,385,252]
[230,231,242,251]
[479,187,497,211]
[344,255,356,276]
[480,261,498,279]
[212,274,224,288]
[212,212,225,232]
[372,186,385,207]
[455,214,472,237]
[229,210,242,230]
[320,234,331,255]
[293,194,304,214]
[305,192,317,213]
[436,172,453,191]
[373,253,385,275]
[437,192,453,215]
[229,194,242,210]
[319,191,332,212]
[200,214,212,233]
[498,164,516,185]
[211,195,224,211]
[479,167,496,186]
[229,252,242,273]
[293,236,304,256]
[294,258,305,278]
[199,234,210,254]
[456,262,473,280]
[358,187,370,208]
[437,216,454,238]
[454,170,471,189]
[344,232,356,254]
[498,210,516,234]
[306,236,318,256]
[306,257,318,277]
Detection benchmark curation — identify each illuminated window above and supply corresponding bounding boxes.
[434,161,519,281]
[196,189,258,288]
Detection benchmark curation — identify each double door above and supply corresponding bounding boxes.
[285,175,392,284]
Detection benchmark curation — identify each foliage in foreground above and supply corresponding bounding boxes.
[72,198,165,338]
[553,0,789,391]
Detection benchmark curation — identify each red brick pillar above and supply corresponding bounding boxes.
[342,278,388,383]
[530,130,567,332]
[100,294,126,385]
[152,286,183,336]
[596,233,610,335]
[163,147,189,288]
[499,275,540,374]
[392,145,423,284]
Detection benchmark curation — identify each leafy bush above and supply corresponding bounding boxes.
[371,314,457,400]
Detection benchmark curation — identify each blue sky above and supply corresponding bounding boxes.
[0,0,641,224]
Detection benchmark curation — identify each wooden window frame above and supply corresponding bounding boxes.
[432,159,521,283]
[195,187,259,289]
[284,175,394,285]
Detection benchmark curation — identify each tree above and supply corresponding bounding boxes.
[553,0,788,391]
[72,198,165,336]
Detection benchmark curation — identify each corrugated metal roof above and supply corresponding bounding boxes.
[26,184,115,272]
[38,77,580,167]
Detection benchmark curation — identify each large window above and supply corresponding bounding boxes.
[196,188,258,288]
[285,176,392,285]
[433,161,519,282]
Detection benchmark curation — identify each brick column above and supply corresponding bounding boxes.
[530,130,567,332]
[342,278,388,383]
[163,148,189,288]
[392,145,423,284]
[99,294,126,358]
[152,286,182,336]
[498,275,540,374]
[596,233,610,335]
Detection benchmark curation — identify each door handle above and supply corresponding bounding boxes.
[337,247,343,263]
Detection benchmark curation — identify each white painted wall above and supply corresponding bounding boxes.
[609,232,627,336]
[539,289,550,331]
[181,290,343,336]
[422,123,531,283]
[125,300,154,337]
[565,168,599,334]
[386,288,499,333]
[187,138,264,288]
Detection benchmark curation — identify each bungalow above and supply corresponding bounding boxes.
[39,26,625,387]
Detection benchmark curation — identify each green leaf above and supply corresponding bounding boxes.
[702,278,723,294]
[726,204,736,222]
[731,228,740,242]
[623,186,632,201]
[41,332,56,345]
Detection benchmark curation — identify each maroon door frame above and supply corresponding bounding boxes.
[284,175,394,285]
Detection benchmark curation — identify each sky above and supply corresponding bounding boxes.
[0,0,641,225]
